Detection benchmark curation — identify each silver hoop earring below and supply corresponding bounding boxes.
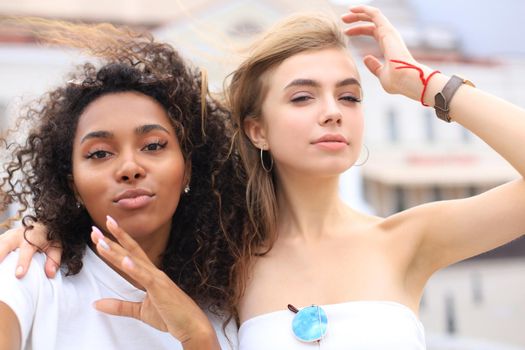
[184,185,190,194]
[76,201,82,209]
[260,147,274,172]
[354,144,369,167]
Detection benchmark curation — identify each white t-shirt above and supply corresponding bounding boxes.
[0,248,237,350]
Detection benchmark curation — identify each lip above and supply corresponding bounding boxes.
[311,134,349,145]
[113,188,155,210]
[311,134,349,151]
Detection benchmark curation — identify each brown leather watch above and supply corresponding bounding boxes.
[434,75,475,122]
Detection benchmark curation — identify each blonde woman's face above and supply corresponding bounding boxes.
[256,47,364,177]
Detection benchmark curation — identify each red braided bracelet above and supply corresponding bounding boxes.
[390,60,440,106]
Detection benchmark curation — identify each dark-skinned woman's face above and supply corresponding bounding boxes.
[71,91,187,243]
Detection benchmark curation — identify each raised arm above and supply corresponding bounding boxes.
[91,216,222,350]
[0,224,61,279]
[343,6,525,277]
[0,302,21,350]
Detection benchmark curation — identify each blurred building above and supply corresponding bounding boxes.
[0,0,524,348]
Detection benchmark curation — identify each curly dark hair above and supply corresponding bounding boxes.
[0,21,247,317]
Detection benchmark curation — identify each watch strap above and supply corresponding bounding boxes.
[434,75,465,123]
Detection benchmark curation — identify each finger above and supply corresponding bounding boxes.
[105,216,148,261]
[91,227,151,289]
[94,298,168,332]
[363,55,383,77]
[348,6,397,33]
[91,225,168,291]
[24,223,50,247]
[44,244,62,278]
[94,298,142,319]
[91,227,129,265]
[348,5,390,21]
[341,12,373,24]
[15,239,39,278]
[0,227,24,263]
[91,225,145,270]
[118,255,160,290]
[344,25,377,38]
[346,9,410,61]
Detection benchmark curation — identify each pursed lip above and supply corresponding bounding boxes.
[311,134,349,144]
[113,188,154,202]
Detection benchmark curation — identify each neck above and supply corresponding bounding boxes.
[275,168,349,242]
[132,224,171,267]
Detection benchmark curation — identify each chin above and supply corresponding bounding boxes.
[113,215,165,237]
[314,160,354,174]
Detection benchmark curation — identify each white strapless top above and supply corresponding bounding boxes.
[238,301,426,350]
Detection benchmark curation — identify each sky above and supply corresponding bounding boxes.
[409,0,525,58]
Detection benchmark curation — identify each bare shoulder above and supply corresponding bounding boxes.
[346,204,426,241]
[338,207,425,271]
[351,205,434,272]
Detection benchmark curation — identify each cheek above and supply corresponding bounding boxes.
[70,155,111,227]
[350,110,365,141]
[265,108,310,144]
[74,176,109,227]
[159,157,186,194]
[72,160,102,202]
[74,174,106,206]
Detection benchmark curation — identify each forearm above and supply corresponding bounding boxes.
[414,68,525,178]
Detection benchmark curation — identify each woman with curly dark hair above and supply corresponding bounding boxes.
[10,5,525,349]
[0,21,244,350]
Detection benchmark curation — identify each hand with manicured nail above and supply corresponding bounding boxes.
[90,216,220,350]
[0,223,62,279]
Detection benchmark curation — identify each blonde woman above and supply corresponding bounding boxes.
[2,5,525,349]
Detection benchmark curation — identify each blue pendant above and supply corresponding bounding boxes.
[291,305,328,342]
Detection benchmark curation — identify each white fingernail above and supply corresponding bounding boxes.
[92,226,104,240]
[106,215,118,229]
[15,265,23,277]
[98,238,110,251]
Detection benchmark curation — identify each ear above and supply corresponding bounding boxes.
[243,117,268,149]
[67,174,83,205]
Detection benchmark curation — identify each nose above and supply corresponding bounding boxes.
[115,154,146,183]
[319,98,342,126]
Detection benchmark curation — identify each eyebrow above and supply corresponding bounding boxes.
[80,130,113,144]
[80,123,171,144]
[136,124,171,135]
[284,77,361,90]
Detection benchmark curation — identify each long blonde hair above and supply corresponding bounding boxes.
[225,12,349,312]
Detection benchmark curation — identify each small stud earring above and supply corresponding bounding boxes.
[184,185,190,194]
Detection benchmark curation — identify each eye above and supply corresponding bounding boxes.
[291,95,313,103]
[141,140,168,152]
[340,95,362,103]
[86,150,112,159]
